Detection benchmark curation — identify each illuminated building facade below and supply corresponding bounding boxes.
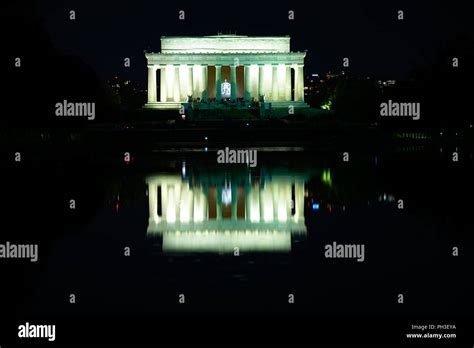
[144,35,309,109]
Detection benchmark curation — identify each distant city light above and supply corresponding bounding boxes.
[312,203,320,211]
[321,169,332,186]
[321,99,332,110]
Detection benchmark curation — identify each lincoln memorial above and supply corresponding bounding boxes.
[144,34,309,110]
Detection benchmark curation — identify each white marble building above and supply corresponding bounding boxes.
[144,35,309,110]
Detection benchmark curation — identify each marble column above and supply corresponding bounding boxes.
[179,64,188,101]
[294,64,304,102]
[201,65,208,100]
[251,65,259,100]
[215,64,222,100]
[173,65,181,102]
[159,65,167,102]
[271,65,278,102]
[244,65,251,100]
[187,65,193,100]
[278,65,286,101]
[267,67,272,101]
[147,65,157,103]
[192,65,200,100]
[258,64,265,100]
[230,65,237,100]
[285,65,292,101]
[166,65,174,102]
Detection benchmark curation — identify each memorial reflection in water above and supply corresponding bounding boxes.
[146,166,312,254]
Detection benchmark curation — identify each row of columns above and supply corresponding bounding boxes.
[147,63,305,104]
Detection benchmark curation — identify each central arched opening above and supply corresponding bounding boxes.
[207,65,245,100]
[221,66,231,91]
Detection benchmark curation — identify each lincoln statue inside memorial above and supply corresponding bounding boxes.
[144,34,309,110]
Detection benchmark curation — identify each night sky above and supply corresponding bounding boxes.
[19,0,474,84]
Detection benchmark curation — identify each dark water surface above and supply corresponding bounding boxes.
[2,138,473,343]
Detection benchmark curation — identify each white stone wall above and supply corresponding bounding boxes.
[145,35,307,107]
[161,35,290,54]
